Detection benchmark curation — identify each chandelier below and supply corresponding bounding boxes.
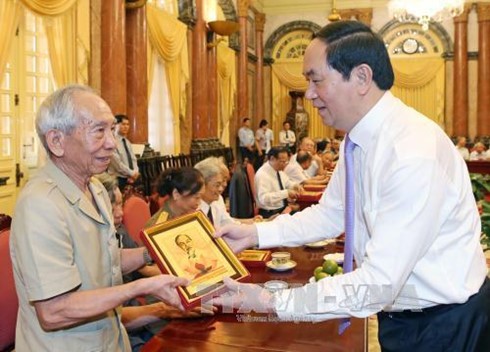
[389,0,465,31]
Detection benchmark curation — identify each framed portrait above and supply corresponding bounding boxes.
[140,211,250,309]
[237,249,271,268]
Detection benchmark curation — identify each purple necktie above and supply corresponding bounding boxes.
[339,134,356,334]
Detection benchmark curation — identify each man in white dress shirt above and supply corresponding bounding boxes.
[284,150,329,185]
[254,147,301,218]
[214,21,489,351]
[278,121,296,153]
[469,142,489,161]
[291,137,325,178]
[455,136,470,161]
[238,117,258,166]
[108,114,140,190]
[255,119,274,170]
[195,158,260,229]
[194,158,228,227]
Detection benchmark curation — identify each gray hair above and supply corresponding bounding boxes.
[36,84,97,154]
[194,157,224,183]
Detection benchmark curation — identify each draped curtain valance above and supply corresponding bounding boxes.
[19,0,77,16]
[391,57,445,126]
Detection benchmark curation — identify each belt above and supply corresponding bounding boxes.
[379,277,489,319]
[258,207,285,217]
[379,302,457,319]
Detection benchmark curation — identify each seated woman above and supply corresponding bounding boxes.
[146,167,205,227]
[95,173,212,352]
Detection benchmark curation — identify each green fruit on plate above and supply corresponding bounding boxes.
[315,271,329,281]
[337,267,343,274]
[322,259,338,275]
[314,266,324,276]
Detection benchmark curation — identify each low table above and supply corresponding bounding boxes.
[142,245,367,352]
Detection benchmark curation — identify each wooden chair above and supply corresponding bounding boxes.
[122,196,151,246]
[0,229,18,352]
[0,214,12,232]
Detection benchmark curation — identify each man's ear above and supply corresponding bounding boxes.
[353,64,373,95]
[45,129,66,157]
[172,188,180,201]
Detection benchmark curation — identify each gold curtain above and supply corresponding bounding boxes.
[271,60,335,143]
[19,0,76,16]
[391,57,445,126]
[44,7,77,87]
[147,4,189,154]
[0,1,21,83]
[217,42,236,146]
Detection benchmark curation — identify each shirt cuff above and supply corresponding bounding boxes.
[257,221,281,248]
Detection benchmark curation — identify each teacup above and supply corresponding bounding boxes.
[271,252,291,266]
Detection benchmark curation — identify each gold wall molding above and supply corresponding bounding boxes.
[238,0,250,17]
[256,13,266,32]
[125,0,146,10]
[477,2,490,22]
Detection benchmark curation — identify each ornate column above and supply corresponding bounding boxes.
[255,13,266,121]
[453,6,470,138]
[237,0,249,123]
[101,0,126,115]
[477,2,490,136]
[125,0,148,143]
[207,33,218,138]
[192,0,208,139]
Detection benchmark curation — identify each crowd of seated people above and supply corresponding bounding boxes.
[453,136,490,161]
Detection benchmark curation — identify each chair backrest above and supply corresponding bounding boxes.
[122,196,151,245]
[0,229,18,351]
[245,162,258,214]
[0,214,12,232]
[229,164,255,218]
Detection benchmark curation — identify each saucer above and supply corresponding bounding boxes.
[266,260,297,272]
[305,239,335,248]
[323,253,344,263]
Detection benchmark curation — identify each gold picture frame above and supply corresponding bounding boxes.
[140,211,250,309]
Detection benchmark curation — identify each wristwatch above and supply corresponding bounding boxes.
[143,248,154,265]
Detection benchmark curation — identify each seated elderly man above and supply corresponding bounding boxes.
[455,136,470,161]
[195,157,261,228]
[194,157,230,227]
[255,147,302,218]
[290,137,326,178]
[284,150,329,185]
[470,142,489,161]
[9,85,187,352]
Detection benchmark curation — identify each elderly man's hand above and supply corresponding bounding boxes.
[143,275,189,311]
[155,302,216,319]
[214,224,259,253]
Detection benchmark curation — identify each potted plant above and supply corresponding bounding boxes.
[470,173,490,251]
